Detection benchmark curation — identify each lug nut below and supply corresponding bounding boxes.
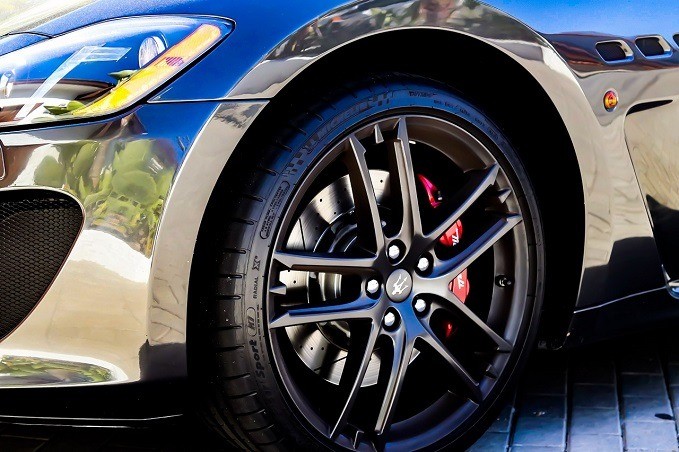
[388,244,401,260]
[366,279,380,294]
[417,257,430,273]
[414,298,427,313]
[383,312,397,328]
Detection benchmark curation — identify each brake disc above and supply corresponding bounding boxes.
[281,170,390,386]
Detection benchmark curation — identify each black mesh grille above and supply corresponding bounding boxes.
[0,190,82,339]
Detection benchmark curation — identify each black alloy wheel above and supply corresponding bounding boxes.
[196,75,544,451]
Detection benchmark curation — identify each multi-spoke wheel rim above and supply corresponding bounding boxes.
[267,114,531,450]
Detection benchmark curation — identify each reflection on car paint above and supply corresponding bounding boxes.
[32,135,177,257]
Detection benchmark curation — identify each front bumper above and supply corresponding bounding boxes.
[0,100,265,387]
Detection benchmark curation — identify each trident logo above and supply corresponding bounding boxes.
[392,274,410,296]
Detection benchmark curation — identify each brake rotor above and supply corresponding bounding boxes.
[281,170,390,386]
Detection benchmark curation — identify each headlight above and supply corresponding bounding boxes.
[0,16,232,128]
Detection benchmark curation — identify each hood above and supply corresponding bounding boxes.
[0,0,232,39]
[0,0,94,36]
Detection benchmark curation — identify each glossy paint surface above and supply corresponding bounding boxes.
[0,0,677,394]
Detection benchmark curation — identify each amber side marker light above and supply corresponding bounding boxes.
[75,24,222,116]
[604,89,619,111]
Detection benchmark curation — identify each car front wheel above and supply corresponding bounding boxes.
[195,74,545,451]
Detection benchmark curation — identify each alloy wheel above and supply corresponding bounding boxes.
[266,114,530,450]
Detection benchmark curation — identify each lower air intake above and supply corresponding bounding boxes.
[0,190,82,339]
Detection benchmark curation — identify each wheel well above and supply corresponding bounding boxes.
[246,28,584,347]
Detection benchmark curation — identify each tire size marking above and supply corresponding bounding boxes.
[260,181,290,239]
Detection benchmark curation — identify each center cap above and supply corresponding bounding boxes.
[385,269,413,302]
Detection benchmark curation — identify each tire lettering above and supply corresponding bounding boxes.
[246,307,257,337]
[249,339,266,379]
[260,181,290,239]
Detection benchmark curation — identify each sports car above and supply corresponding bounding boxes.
[1,0,679,450]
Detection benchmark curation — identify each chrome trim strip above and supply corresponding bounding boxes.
[0,414,183,424]
[573,287,666,314]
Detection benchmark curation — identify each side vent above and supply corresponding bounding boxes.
[636,36,672,58]
[596,41,633,63]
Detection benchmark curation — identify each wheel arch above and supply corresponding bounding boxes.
[221,27,586,347]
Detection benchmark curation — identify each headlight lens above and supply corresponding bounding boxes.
[0,16,231,128]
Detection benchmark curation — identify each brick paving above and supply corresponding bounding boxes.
[474,328,679,451]
[2,329,679,451]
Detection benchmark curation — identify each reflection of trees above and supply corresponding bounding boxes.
[33,114,177,257]
[272,0,535,59]
[215,103,262,128]
[0,355,112,384]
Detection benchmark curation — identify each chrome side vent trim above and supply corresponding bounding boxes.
[636,36,673,58]
[596,40,634,63]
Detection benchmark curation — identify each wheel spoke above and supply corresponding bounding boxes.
[419,323,482,402]
[269,298,376,329]
[273,250,377,274]
[330,322,381,439]
[425,165,500,243]
[438,298,512,352]
[375,329,414,435]
[389,117,423,241]
[345,135,385,253]
[432,214,522,281]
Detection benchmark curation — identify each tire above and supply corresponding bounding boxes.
[193,74,545,451]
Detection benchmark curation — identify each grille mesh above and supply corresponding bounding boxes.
[0,191,82,339]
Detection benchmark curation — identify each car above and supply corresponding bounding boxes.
[1,0,679,450]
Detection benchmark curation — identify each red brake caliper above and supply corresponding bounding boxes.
[441,220,470,304]
[418,174,470,339]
